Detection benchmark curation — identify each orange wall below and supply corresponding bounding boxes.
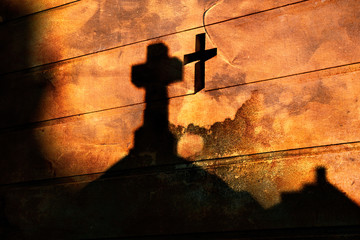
[0,0,359,238]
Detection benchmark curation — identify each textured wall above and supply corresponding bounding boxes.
[0,0,360,239]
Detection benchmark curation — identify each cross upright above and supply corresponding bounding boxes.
[184,33,217,93]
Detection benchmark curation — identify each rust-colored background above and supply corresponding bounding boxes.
[0,0,359,239]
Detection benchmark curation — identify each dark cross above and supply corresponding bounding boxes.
[184,33,217,93]
[131,43,182,131]
[130,43,183,164]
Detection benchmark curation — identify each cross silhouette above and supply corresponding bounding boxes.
[184,33,217,93]
[130,43,183,164]
[132,43,183,130]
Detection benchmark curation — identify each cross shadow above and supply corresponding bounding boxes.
[104,43,184,170]
[69,43,360,239]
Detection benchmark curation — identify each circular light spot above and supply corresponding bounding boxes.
[177,133,204,160]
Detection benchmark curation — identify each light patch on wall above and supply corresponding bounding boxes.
[177,133,204,159]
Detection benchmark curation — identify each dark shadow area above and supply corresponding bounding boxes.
[0,3,54,239]
[69,43,360,239]
[263,167,360,228]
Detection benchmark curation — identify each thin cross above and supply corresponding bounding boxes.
[184,33,217,93]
